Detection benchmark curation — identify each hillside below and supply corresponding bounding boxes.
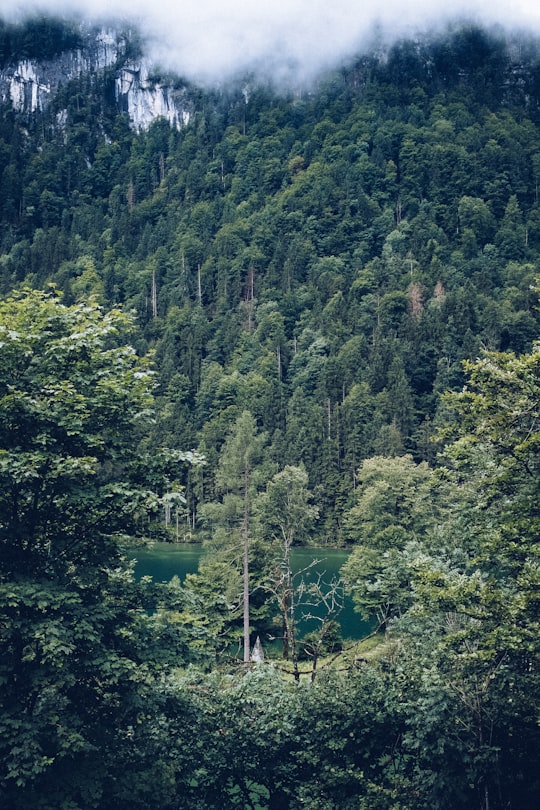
[1,17,540,539]
[0,16,539,809]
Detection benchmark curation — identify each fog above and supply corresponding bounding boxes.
[2,1,540,83]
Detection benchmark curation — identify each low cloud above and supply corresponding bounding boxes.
[2,1,540,84]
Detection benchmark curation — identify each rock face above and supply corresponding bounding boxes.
[7,60,50,113]
[115,62,191,130]
[0,24,192,130]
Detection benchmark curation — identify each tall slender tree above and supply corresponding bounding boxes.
[210,410,267,664]
[256,464,318,670]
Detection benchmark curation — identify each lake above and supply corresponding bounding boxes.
[128,542,372,640]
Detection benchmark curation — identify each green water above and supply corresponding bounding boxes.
[128,543,372,641]
[128,543,203,584]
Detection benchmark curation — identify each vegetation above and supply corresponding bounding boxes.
[0,15,539,809]
[0,14,82,66]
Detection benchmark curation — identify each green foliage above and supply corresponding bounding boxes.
[256,465,320,669]
[1,22,540,537]
[0,290,200,806]
[0,15,82,66]
[392,343,540,809]
[1,20,540,809]
[341,455,436,623]
[158,664,409,809]
[256,464,319,549]
[344,455,435,548]
[0,289,158,574]
[188,411,272,659]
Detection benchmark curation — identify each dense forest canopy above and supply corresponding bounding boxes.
[0,14,539,810]
[0,14,82,66]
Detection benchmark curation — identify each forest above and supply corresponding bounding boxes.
[0,14,539,809]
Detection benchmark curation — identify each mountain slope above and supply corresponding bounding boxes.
[1,16,540,538]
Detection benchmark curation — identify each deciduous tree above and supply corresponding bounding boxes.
[0,289,192,806]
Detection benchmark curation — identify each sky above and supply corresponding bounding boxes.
[2,1,540,84]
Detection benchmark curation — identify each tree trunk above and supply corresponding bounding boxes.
[243,467,250,666]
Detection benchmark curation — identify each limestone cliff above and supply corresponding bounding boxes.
[0,23,192,130]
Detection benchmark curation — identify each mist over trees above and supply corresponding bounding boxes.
[0,16,539,810]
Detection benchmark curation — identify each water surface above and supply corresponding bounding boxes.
[128,542,372,640]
